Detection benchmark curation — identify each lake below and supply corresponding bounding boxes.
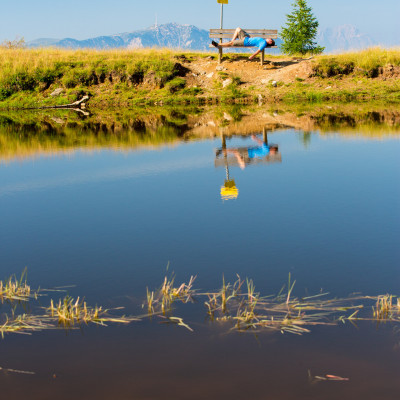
[0,105,399,399]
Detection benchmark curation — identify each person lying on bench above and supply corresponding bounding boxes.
[212,27,275,60]
[216,135,279,170]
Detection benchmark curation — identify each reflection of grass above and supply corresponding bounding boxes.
[0,108,197,162]
[1,104,400,163]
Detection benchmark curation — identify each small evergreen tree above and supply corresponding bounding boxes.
[280,0,324,55]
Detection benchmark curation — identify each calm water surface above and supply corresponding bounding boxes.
[0,108,399,399]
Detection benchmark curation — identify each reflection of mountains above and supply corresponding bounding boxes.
[1,106,400,162]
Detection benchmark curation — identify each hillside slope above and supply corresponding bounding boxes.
[0,48,399,108]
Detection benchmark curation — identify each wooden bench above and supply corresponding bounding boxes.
[209,29,278,65]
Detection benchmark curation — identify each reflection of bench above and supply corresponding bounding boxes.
[209,29,278,65]
[215,150,282,168]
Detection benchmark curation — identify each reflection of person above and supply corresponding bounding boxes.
[211,27,276,60]
[217,135,278,170]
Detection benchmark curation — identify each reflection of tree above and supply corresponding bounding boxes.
[300,131,312,147]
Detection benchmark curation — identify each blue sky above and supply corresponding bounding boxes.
[0,0,398,45]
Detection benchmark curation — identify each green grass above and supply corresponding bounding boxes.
[0,47,399,107]
[312,47,400,78]
[0,48,181,105]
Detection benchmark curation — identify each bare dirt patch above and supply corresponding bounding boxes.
[182,56,315,91]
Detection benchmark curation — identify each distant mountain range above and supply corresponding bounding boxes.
[317,25,376,53]
[27,22,379,53]
[28,23,210,51]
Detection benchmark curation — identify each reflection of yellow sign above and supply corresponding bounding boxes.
[217,0,228,4]
[221,179,238,200]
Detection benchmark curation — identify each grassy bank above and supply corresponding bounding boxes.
[0,47,399,108]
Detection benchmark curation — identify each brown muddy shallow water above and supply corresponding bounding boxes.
[0,105,399,399]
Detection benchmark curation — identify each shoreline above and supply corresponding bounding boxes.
[0,48,399,109]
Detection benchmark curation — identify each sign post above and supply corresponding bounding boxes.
[217,0,228,30]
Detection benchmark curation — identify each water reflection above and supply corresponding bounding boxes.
[216,129,282,200]
[1,105,400,163]
[0,105,399,400]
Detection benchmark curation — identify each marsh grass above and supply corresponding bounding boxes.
[147,274,400,335]
[0,314,53,338]
[0,269,37,303]
[47,296,136,326]
[373,295,400,321]
[1,270,398,338]
[145,274,196,315]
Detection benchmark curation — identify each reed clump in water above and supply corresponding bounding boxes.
[0,314,53,338]
[145,274,196,315]
[0,269,37,303]
[47,296,137,326]
[373,294,400,321]
[150,274,399,335]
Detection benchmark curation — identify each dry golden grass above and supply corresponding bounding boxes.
[313,47,400,78]
[48,296,137,326]
[0,269,36,303]
[320,47,400,67]
[0,47,178,76]
[146,273,400,335]
[146,273,196,315]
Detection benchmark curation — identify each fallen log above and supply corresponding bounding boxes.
[4,96,91,114]
[27,95,90,110]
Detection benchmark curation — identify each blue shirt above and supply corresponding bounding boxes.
[247,144,270,159]
[244,37,268,51]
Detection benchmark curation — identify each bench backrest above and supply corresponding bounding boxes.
[210,29,278,39]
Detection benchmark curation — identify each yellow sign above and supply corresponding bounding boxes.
[221,179,238,200]
[217,0,228,4]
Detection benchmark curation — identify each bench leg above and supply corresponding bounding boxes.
[261,50,264,66]
[219,48,223,64]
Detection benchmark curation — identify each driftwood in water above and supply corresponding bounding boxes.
[28,95,90,111]
[10,96,90,115]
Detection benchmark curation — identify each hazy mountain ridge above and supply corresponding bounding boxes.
[27,23,379,53]
[28,23,210,50]
[317,25,376,53]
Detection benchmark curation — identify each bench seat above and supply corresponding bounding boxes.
[209,29,278,65]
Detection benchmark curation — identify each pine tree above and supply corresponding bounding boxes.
[280,0,324,55]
